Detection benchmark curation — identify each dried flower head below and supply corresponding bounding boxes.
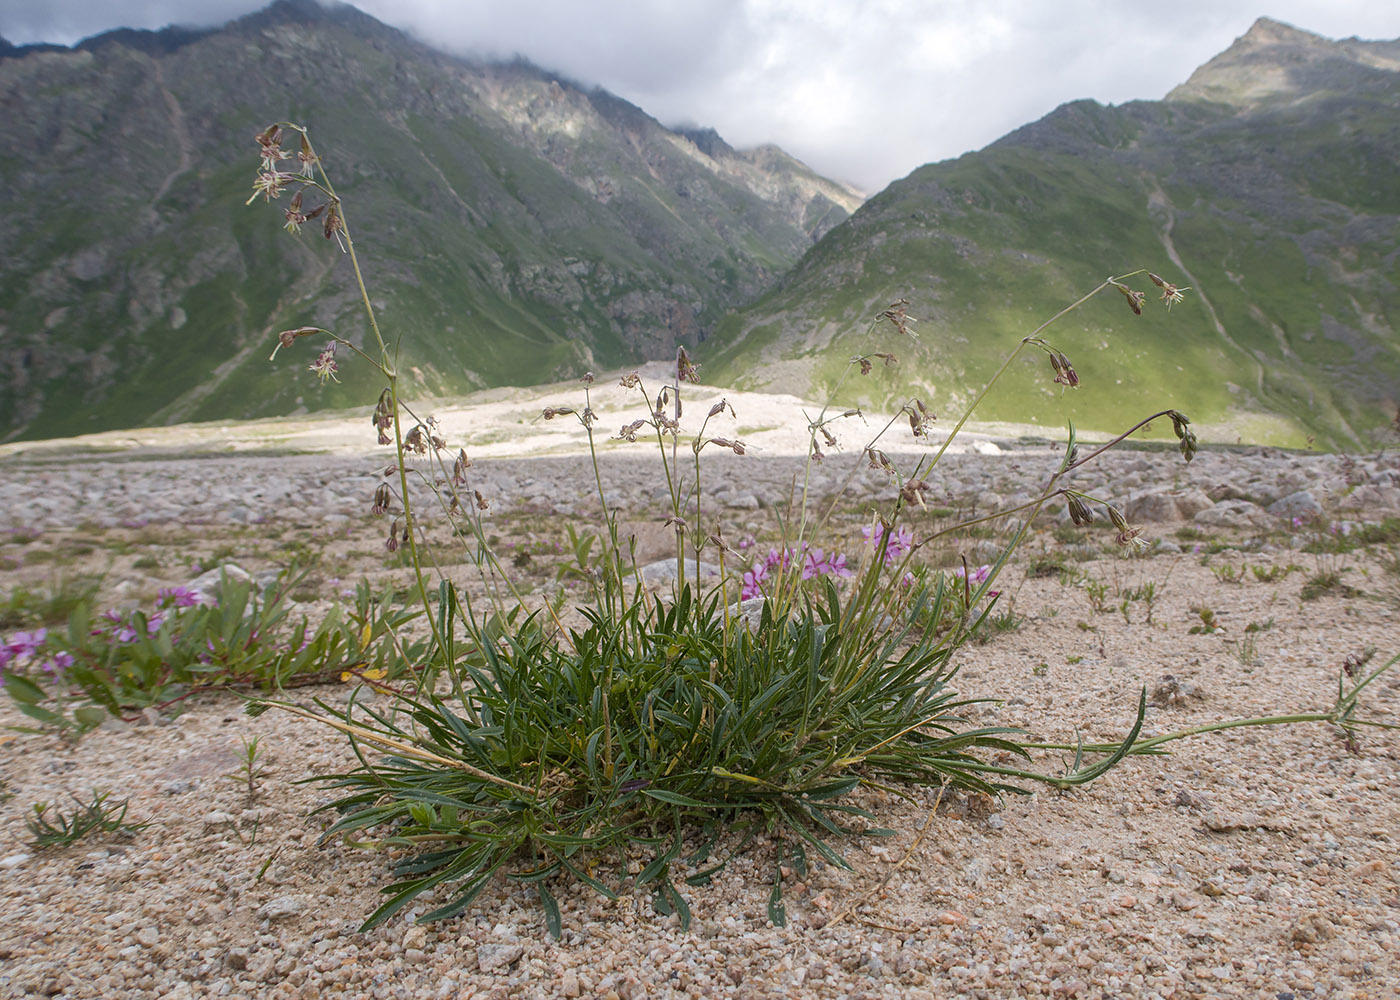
[865,447,895,475]
[905,399,935,438]
[1106,505,1130,533]
[1148,272,1190,310]
[404,424,429,456]
[707,399,735,420]
[619,371,641,389]
[810,439,825,463]
[580,371,595,385]
[372,389,394,446]
[1167,409,1198,462]
[1115,282,1145,316]
[879,298,918,338]
[269,326,322,361]
[385,521,401,553]
[246,171,291,205]
[707,437,746,456]
[474,490,489,511]
[662,514,687,537]
[371,484,393,517]
[255,124,283,154]
[617,419,647,442]
[676,346,701,384]
[1116,524,1149,550]
[900,479,932,509]
[541,406,574,421]
[283,189,308,234]
[452,449,472,486]
[308,343,339,384]
[1050,351,1079,389]
[1067,495,1095,525]
[255,124,285,171]
[856,356,873,375]
[297,133,318,178]
[322,201,344,247]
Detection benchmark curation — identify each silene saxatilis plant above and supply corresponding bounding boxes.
[245,123,1399,935]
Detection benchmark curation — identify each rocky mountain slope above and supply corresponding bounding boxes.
[706,18,1400,449]
[0,0,861,440]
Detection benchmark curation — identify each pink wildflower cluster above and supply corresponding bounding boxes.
[861,523,914,564]
[0,629,74,679]
[158,586,207,609]
[741,544,854,600]
[93,587,209,644]
[96,609,165,644]
[951,564,992,585]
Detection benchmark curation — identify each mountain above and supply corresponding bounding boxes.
[0,0,861,440]
[705,18,1400,449]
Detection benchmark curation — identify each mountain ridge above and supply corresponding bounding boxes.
[704,17,1400,449]
[0,0,861,440]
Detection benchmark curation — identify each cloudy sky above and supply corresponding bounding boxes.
[4,0,1398,191]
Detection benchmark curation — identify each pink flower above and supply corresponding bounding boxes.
[862,523,913,564]
[952,564,992,585]
[158,586,206,609]
[4,629,48,665]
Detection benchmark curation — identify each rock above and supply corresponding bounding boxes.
[1150,675,1203,708]
[726,597,770,631]
[1173,789,1213,811]
[136,926,160,948]
[1267,490,1323,520]
[1289,912,1337,945]
[1337,484,1400,514]
[255,896,305,921]
[202,811,237,830]
[0,853,30,869]
[1124,491,1181,523]
[972,441,1002,455]
[1193,500,1274,531]
[248,950,278,982]
[724,492,760,509]
[1207,483,1251,502]
[638,558,723,586]
[476,942,524,973]
[187,563,253,601]
[1174,488,1215,519]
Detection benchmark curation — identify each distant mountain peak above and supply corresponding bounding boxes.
[1238,16,1325,48]
[1168,17,1398,106]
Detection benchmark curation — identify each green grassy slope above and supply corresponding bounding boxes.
[706,22,1400,448]
[0,0,859,440]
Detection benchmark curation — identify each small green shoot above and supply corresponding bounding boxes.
[27,791,149,849]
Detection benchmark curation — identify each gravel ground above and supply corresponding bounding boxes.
[2,432,1399,999]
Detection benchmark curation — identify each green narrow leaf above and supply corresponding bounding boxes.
[558,858,619,900]
[635,856,671,887]
[641,789,712,808]
[767,853,787,928]
[662,881,692,931]
[537,883,562,939]
[4,675,48,705]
